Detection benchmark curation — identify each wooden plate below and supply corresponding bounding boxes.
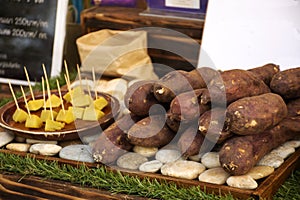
[0,90,120,141]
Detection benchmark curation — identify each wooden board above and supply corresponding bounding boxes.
[0,147,299,200]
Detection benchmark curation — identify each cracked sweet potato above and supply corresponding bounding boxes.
[270,67,300,99]
[198,107,233,144]
[202,69,270,104]
[153,67,218,103]
[226,93,287,135]
[169,89,210,123]
[219,116,300,175]
[127,115,175,148]
[92,113,141,164]
[248,63,280,85]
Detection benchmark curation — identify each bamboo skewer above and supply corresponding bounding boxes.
[64,60,70,86]
[42,77,46,111]
[8,82,20,110]
[76,64,83,91]
[24,66,35,100]
[20,86,31,118]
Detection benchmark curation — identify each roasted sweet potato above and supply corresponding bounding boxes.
[226,93,287,135]
[219,116,300,175]
[202,69,270,104]
[92,113,141,164]
[153,67,218,103]
[248,63,280,85]
[124,80,166,116]
[127,115,175,147]
[198,107,233,144]
[270,67,300,99]
[169,89,210,122]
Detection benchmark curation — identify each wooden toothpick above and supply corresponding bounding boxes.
[56,79,65,113]
[24,66,35,100]
[76,64,83,91]
[20,86,31,118]
[92,67,98,99]
[64,60,70,86]
[42,77,46,111]
[8,81,19,110]
[42,64,53,120]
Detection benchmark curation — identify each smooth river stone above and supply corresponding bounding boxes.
[133,146,158,157]
[15,136,26,143]
[189,153,205,162]
[282,140,300,149]
[6,143,31,152]
[246,166,274,180]
[269,146,295,159]
[59,144,95,163]
[139,160,163,173]
[226,175,258,189]
[198,167,230,185]
[161,160,206,180]
[0,132,15,147]
[155,149,182,163]
[26,139,58,145]
[257,154,284,168]
[201,152,220,168]
[30,144,62,156]
[117,152,148,170]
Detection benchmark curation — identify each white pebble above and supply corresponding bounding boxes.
[226,175,258,189]
[30,144,62,156]
[189,153,204,162]
[198,167,230,185]
[246,166,274,180]
[0,132,15,147]
[117,152,148,170]
[282,140,300,149]
[133,146,158,157]
[270,146,295,159]
[26,139,58,144]
[257,154,284,168]
[201,152,220,168]
[6,143,31,152]
[155,149,182,163]
[139,160,163,173]
[161,160,206,180]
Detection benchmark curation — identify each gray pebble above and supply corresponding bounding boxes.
[15,136,26,143]
[0,132,15,147]
[59,144,95,163]
[30,144,62,156]
[257,154,284,168]
[155,149,182,163]
[201,152,220,168]
[6,143,31,152]
[161,160,206,180]
[139,160,163,173]
[117,152,148,170]
[282,140,300,149]
[198,167,230,185]
[26,139,58,144]
[270,146,295,159]
[226,175,258,189]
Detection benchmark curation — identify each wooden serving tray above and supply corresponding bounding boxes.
[0,147,299,200]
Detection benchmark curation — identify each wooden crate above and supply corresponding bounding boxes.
[80,6,205,77]
[0,147,299,199]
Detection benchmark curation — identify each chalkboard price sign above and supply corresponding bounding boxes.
[0,0,68,85]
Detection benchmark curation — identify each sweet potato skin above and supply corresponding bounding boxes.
[248,63,280,85]
[202,69,270,104]
[286,98,300,117]
[92,113,141,164]
[270,67,300,99]
[169,89,210,122]
[226,93,287,135]
[153,67,218,103]
[127,115,175,147]
[198,107,233,144]
[124,80,163,116]
[219,116,300,175]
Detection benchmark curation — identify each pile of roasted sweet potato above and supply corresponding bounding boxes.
[92,64,300,176]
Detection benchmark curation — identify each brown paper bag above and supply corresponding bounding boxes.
[76,29,158,80]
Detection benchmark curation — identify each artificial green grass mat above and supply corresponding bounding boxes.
[0,152,299,200]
